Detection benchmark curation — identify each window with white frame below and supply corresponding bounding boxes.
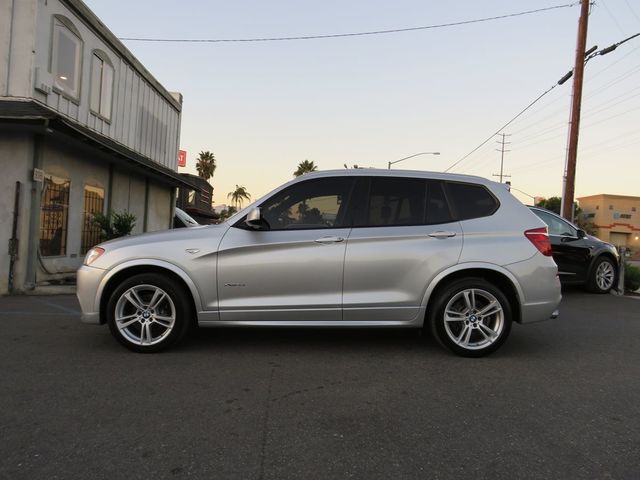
[90,50,114,120]
[52,16,82,99]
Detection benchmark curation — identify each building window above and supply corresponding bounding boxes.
[633,207,637,212]
[609,205,614,210]
[595,205,599,210]
[51,15,83,100]
[187,190,196,206]
[90,50,114,120]
[82,185,105,254]
[40,175,70,257]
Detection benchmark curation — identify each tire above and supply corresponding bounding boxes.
[586,256,617,294]
[106,273,192,353]
[429,278,512,357]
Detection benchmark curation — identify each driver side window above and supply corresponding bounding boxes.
[261,178,354,230]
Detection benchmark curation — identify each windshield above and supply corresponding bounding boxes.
[175,207,199,227]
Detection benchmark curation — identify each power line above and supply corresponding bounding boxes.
[444,82,560,173]
[118,3,578,43]
[445,31,640,173]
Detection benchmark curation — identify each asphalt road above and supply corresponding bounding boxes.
[0,290,639,480]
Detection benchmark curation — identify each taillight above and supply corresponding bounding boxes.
[524,227,552,256]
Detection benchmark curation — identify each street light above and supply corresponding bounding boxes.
[387,152,440,169]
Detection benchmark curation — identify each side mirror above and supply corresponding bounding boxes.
[245,207,265,230]
[577,229,586,239]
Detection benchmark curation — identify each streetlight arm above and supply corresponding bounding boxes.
[387,152,440,169]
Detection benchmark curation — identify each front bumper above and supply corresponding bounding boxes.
[76,265,107,324]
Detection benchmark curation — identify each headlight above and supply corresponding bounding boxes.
[84,247,105,266]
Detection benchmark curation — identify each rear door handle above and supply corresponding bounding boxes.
[428,231,457,239]
[315,236,345,244]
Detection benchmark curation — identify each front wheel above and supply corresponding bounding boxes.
[429,278,512,357]
[587,257,617,294]
[106,273,192,353]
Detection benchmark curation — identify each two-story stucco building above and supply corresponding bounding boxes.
[578,194,640,257]
[0,0,197,294]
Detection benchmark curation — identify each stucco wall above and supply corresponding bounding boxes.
[0,132,33,294]
[147,183,172,232]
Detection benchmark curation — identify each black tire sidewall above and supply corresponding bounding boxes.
[430,278,512,357]
[106,273,191,353]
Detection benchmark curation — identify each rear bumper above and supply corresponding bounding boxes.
[506,254,562,324]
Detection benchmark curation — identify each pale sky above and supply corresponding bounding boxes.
[83,0,640,206]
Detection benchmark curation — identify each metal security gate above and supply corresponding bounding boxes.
[40,176,70,257]
[81,186,105,254]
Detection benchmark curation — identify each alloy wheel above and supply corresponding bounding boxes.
[595,261,615,291]
[443,288,505,351]
[114,284,176,346]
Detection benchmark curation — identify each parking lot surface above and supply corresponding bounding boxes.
[0,290,639,479]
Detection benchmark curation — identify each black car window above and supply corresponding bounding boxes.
[259,177,355,230]
[532,209,577,237]
[445,182,499,220]
[426,181,454,224]
[357,177,426,227]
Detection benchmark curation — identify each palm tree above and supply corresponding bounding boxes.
[195,151,216,180]
[293,160,318,177]
[227,185,251,209]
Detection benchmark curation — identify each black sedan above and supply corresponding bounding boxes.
[529,206,619,293]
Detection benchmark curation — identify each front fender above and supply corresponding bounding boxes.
[96,259,205,313]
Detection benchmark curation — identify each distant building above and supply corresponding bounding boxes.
[176,173,218,225]
[578,194,640,256]
[0,0,197,293]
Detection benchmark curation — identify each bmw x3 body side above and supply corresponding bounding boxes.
[77,170,561,356]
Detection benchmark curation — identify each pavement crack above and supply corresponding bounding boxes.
[257,366,276,480]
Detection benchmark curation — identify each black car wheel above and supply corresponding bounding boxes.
[429,278,512,357]
[107,273,193,353]
[587,256,617,294]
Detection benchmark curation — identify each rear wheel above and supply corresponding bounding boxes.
[587,256,617,294]
[429,278,512,357]
[106,273,192,353]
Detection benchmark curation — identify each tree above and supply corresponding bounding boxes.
[535,196,561,214]
[293,160,318,177]
[227,185,251,209]
[195,151,216,180]
[218,206,237,221]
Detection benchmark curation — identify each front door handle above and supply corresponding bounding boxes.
[428,231,457,239]
[315,235,345,244]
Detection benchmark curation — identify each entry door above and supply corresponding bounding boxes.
[342,178,463,322]
[217,177,355,322]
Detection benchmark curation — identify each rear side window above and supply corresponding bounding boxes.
[426,181,454,224]
[358,177,426,227]
[445,182,499,220]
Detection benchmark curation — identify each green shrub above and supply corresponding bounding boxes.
[625,262,640,292]
[92,210,137,241]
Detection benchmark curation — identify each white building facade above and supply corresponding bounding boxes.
[0,0,195,293]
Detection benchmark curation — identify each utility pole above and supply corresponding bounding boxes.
[561,0,590,221]
[493,133,511,183]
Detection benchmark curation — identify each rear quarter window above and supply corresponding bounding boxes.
[445,182,499,221]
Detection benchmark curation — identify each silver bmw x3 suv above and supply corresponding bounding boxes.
[77,170,561,356]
